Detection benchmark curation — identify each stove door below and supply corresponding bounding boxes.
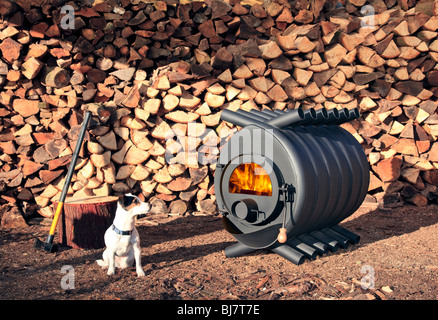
[228,162,272,197]
[218,154,282,227]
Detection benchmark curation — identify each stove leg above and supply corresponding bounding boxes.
[224,242,256,258]
[331,225,360,244]
[270,243,305,265]
[224,226,360,264]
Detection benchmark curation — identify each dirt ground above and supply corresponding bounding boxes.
[0,203,437,300]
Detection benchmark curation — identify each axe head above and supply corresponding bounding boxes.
[34,237,58,253]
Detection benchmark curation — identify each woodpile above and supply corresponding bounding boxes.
[1,0,438,223]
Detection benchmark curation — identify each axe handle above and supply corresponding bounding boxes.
[48,111,92,238]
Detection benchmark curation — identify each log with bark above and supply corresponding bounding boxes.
[56,196,118,249]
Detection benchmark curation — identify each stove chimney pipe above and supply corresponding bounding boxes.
[333,108,360,125]
[221,109,264,127]
[266,108,305,128]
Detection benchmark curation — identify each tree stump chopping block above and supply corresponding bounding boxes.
[56,196,118,249]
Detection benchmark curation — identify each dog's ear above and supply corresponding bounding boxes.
[118,194,136,208]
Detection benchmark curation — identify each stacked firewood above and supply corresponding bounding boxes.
[0,0,438,220]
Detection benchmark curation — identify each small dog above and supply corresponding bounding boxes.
[97,194,151,277]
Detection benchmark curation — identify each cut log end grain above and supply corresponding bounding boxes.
[123,146,150,165]
[153,167,173,184]
[325,44,348,68]
[179,92,201,108]
[205,92,226,108]
[374,157,403,182]
[169,199,188,215]
[167,176,192,192]
[197,199,217,214]
[44,67,70,88]
[12,99,41,118]
[163,94,179,111]
[1,206,28,229]
[21,57,43,80]
[212,47,233,70]
[96,131,117,150]
[0,37,22,63]
[259,41,283,59]
[407,193,429,207]
[165,110,200,123]
[90,151,111,168]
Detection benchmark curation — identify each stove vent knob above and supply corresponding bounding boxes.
[232,199,259,223]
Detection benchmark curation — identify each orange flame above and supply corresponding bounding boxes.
[229,163,272,196]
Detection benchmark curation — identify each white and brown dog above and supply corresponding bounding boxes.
[97,194,151,277]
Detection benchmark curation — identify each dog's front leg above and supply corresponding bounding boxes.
[107,249,116,276]
[133,242,145,277]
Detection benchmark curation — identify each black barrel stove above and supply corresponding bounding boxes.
[214,107,370,265]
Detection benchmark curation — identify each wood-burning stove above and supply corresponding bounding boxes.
[215,107,369,264]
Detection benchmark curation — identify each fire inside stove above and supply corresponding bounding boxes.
[229,163,272,196]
